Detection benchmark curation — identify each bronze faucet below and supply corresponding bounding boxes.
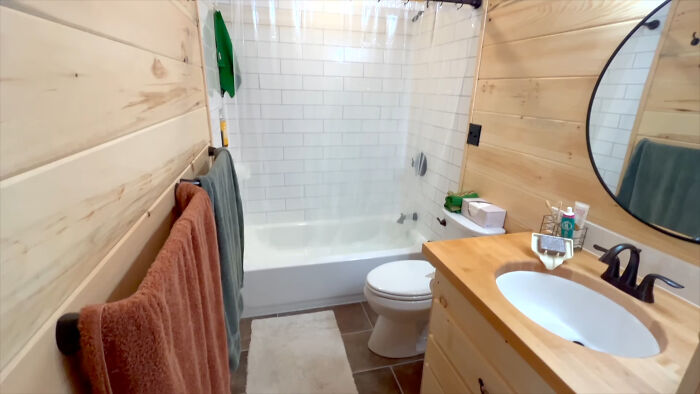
[596,244,683,303]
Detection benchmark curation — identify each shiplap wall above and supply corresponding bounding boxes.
[0,0,211,389]
[197,0,226,147]
[460,0,700,264]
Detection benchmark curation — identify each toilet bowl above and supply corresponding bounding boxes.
[364,260,434,358]
[364,208,505,358]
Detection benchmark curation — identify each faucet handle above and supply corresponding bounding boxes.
[636,274,684,303]
[593,244,608,253]
[641,273,684,288]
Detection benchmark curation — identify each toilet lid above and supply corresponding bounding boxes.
[366,260,435,297]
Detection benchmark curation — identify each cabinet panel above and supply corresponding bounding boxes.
[420,362,446,394]
[424,337,471,394]
[431,272,555,393]
[430,301,514,394]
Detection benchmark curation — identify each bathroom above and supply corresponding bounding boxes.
[0,0,698,393]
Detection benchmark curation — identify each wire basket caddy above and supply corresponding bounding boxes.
[539,215,587,251]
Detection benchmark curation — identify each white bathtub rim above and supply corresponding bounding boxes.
[245,214,412,230]
[244,242,422,272]
[244,225,427,272]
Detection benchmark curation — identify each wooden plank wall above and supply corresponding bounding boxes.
[625,0,700,164]
[0,0,210,389]
[460,0,700,264]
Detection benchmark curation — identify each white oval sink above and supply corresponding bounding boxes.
[496,271,659,358]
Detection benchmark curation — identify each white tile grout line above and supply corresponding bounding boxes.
[391,366,405,394]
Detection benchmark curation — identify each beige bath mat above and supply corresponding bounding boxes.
[246,311,358,394]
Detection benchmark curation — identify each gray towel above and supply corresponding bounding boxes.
[617,139,700,239]
[197,148,245,371]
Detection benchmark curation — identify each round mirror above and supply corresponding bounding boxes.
[587,0,700,243]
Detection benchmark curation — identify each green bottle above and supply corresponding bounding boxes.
[560,207,576,239]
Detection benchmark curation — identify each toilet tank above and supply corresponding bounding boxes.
[440,208,505,240]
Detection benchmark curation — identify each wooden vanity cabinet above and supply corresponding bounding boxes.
[421,272,555,394]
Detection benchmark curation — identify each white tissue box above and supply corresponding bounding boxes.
[461,198,506,228]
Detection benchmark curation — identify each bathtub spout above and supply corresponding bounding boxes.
[396,213,407,224]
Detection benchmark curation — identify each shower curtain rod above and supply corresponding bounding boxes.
[399,0,482,9]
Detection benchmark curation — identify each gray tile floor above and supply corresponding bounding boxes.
[233,302,424,394]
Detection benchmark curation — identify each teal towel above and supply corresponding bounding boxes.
[197,148,244,371]
[617,139,700,239]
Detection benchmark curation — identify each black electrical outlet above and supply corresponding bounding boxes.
[467,123,482,146]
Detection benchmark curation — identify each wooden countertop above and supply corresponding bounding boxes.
[422,232,700,394]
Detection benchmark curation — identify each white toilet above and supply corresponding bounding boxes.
[363,208,505,358]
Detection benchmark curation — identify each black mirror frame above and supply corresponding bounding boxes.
[585,0,698,244]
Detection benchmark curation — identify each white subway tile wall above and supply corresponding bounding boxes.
[589,3,669,192]
[399,6,483,241]
[205,0,482,230]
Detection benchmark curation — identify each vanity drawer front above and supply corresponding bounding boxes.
[420,361,446,394]
[424,336,472,394]
[430,301,513,394]
[432,272,555,394]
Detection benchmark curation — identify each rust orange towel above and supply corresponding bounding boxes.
[78,183,230,394]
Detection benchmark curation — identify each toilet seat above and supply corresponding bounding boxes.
[365,285,433,302]
[366,260,434,301]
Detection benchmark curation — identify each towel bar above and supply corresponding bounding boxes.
[177,146,217,187]
[179,178,201,186]
[56,313,81,355]
[57,146,217,356]
[424,0,481,9]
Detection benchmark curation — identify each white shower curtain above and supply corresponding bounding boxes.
[211,0,483,242]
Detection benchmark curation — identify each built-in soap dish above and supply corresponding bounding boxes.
[531,233,574,270]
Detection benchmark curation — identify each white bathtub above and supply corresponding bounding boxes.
[241,216,426,317]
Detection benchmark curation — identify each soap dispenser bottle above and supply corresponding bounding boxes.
[560,207,575,239]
